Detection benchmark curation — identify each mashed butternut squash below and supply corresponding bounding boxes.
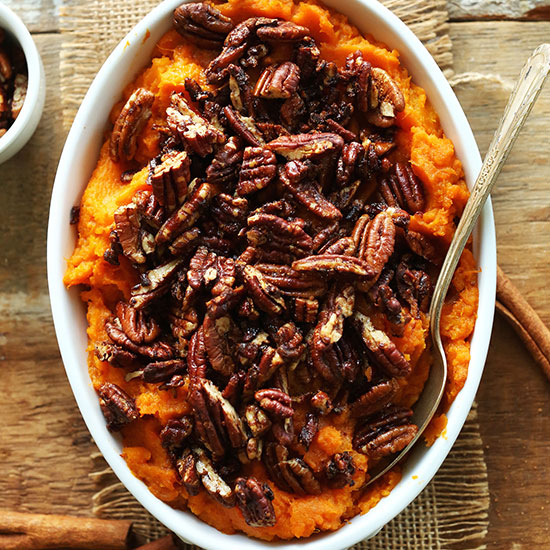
[65,0,478,540]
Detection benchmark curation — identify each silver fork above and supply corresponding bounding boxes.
[367,43,550,486]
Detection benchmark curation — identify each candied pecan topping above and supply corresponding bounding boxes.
[325,452,355,488]
[189,377,246,458]
[98,383,139,431]
[256,20,309,42]
[149,150,190,213]
[353,311,411,377]
[176,448,201,496]
[378,162,425,214]
[223,105,265,146]
[115,301,160,344]
[173,3,233,49]
[187,327,208,377]
[281,160,343,220]
[205,136,243,188]
[294,297,319,323]
[255,388,294,419]
[244,403,272,437]
[268,132,344,161]
[156,181,212,245]
[235,477,276,527]
[351,378,399,417]
[247,212,313,254]
[255,263,327,298]
[130,259,182,309]
[242,264,286,316]
[353,406,417,459]
[395,255,432,317]
[160,417,193,454]
[109,88,154,162]
[236,146,277,196]
[193,446,235,506]
[298,412,319,450]
[202,313,237,377]
[367,67,405,128]
[254,62,300,99]
[293,254,371,277]
[311,390,333,415]
[167,93,225,155]
[357,210,396,280]
[206,17,278,83]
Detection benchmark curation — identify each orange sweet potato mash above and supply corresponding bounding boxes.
[64,0,478,540]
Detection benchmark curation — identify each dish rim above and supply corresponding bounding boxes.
[47,0,497,548]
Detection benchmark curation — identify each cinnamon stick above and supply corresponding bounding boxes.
[496,265,550,381]
[135,535,179,550]
[0,510,131,550]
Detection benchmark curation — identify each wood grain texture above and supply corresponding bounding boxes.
[0,33,97,517]
[452,21,550,550]
[1,0,59,33]
[448,0,550,21]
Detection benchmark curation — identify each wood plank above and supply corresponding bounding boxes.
[0,33,97,516]
[448,0,550,21]
[450,20,550,549]
[2,0,59,34]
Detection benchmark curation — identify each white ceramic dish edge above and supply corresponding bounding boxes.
[47,1,496,549]
[0,3,46,164]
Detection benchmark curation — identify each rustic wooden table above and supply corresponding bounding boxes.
[1,1,549,548]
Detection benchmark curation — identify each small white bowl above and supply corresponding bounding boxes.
[0,3,46,164]
[47,1,497,549]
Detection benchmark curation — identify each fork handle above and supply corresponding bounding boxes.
[429,44,550,332]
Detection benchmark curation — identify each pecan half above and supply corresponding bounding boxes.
[351,378,399,417]
[109,88,154,162]
[95,342,138,368]
[189,377,246,458]
[254,62,300,99]
[267,132,344,161]
[281,161,343,221]
[244,403,272,437]
[149,149,190,213]
[235,477,276,527]
[294,297,319,323]
[156,181,212,245]
[395,255,432,317]
[246,213,313,257]
[353,406,417,459]
[326,452,355,488]
[255,263,326,298]
[298,412,319,450]
[223,105,265,146]
[176,448,201,496]
[115,301,160,344]
[242,265,286,316]
[98,383,139,431]
[167,93,225,155]
[160,417,194,454]
[292,254,371,277]
[202,313,237,377]
[205,136,243,189]
[378,162,425,214]
[206,17,278,83]
[130,259,182,309]
[278,458,321,495]
[173,3,233,49]
[341,50,371,113]
[187,327,208,377]
[352,311,411,378]
[193,446,235,506]
[357,210,396,280]
[236,146,277,196]
[367,67,405,128]
[113,203,151,264]
[256,20,309,42]
[255,388,294,419]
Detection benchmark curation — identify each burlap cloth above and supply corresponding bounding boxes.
[59,1,490,548]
